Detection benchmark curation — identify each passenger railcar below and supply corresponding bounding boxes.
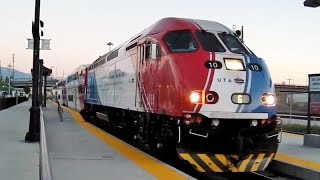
[52,79,67,106]
[65,65,89,111]
[63,17,282,173]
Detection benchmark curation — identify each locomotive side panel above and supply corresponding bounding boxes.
[87,47,140,111]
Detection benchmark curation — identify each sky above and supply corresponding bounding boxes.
[0,0,319,85]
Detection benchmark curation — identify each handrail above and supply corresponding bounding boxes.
[40,107,53,180]
[278,113,320,120]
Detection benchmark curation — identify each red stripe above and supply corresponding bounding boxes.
[194,54,216,113]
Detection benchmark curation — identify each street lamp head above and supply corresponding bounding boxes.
[304,0,320,7]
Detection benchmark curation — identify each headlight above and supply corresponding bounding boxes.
[224,58,245,70]
[261,93,276,106]
[190,91,201,103]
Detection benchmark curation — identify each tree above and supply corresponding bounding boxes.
[5,77,9,84]
[0,81,8,91]
[24,86,31,94]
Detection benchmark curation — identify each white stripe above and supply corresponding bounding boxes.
[187,19,201,30]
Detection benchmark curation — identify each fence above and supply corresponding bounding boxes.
[0,97,28,110]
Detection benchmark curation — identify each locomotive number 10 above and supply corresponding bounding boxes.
[248,63,262,71]
[205,61,222,69]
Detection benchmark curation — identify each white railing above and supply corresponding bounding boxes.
[40,107,53,180]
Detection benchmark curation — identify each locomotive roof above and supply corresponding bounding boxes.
[146,17,234,35]
[88,17,235,69]
[108,17,234,52]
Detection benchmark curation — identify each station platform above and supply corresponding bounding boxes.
[44,101,194,180]
[0,100,39,180]
[271,132,320,180]
[2,100,320,180]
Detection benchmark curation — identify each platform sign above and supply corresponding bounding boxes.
[26,39,51,50]
[307,74,320,133]
[309,75,320,92]
[310,94,320,115]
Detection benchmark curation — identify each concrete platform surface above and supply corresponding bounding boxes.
[271,132,320,180]
[44,101,194,180]
[277,132,320,165]
[0,100,39,180]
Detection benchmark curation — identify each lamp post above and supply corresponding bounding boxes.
[25,0,41,142]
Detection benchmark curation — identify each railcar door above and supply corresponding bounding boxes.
[137,40,159,112]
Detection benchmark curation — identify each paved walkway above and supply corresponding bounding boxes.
[44,101,193,180]
[0,100,39,180]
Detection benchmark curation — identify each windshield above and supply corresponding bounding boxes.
[163,30,198,52]
[218,33,250,54]
[195,31,225,52]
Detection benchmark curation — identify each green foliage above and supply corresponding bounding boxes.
[281,124,320,134]
[23,86,30,94]
[0,80,9,91]
[5,76,9,84]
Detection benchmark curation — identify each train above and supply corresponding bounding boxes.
[52,17,282,173]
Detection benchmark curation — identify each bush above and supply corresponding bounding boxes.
[281,124,320,134]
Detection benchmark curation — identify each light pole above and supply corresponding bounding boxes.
[50,66,54,79]
[107,42,113,52]
[25,0,41,142]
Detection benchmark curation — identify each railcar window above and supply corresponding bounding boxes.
[218,33,249,54]
[195,31,225,52]
[107,48,119,61]
[163,31,198,52]
[68,95,73,102]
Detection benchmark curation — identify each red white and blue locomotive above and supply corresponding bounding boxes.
[53,17,282,173]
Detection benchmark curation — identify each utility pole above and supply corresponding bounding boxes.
[287,78,294,86]
[12,54,15,82]
[286,78,294,123]
[8,64,12,96]
[25,0,41,142]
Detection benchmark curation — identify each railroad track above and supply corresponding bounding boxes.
[91,121,299,180]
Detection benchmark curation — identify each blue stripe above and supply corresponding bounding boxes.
[236,55,250,112]
[242,55,276,118]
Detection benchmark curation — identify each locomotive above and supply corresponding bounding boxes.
[54,17,282,173]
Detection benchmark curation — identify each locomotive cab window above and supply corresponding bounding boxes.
[144,43,159,60]
[145,44,151,59]
[163,30,198,52]
[218,33,250,54]
[195,31,226,52]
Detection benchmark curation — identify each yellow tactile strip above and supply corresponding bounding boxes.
[275,153,320,172]
[275,132,320,172]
